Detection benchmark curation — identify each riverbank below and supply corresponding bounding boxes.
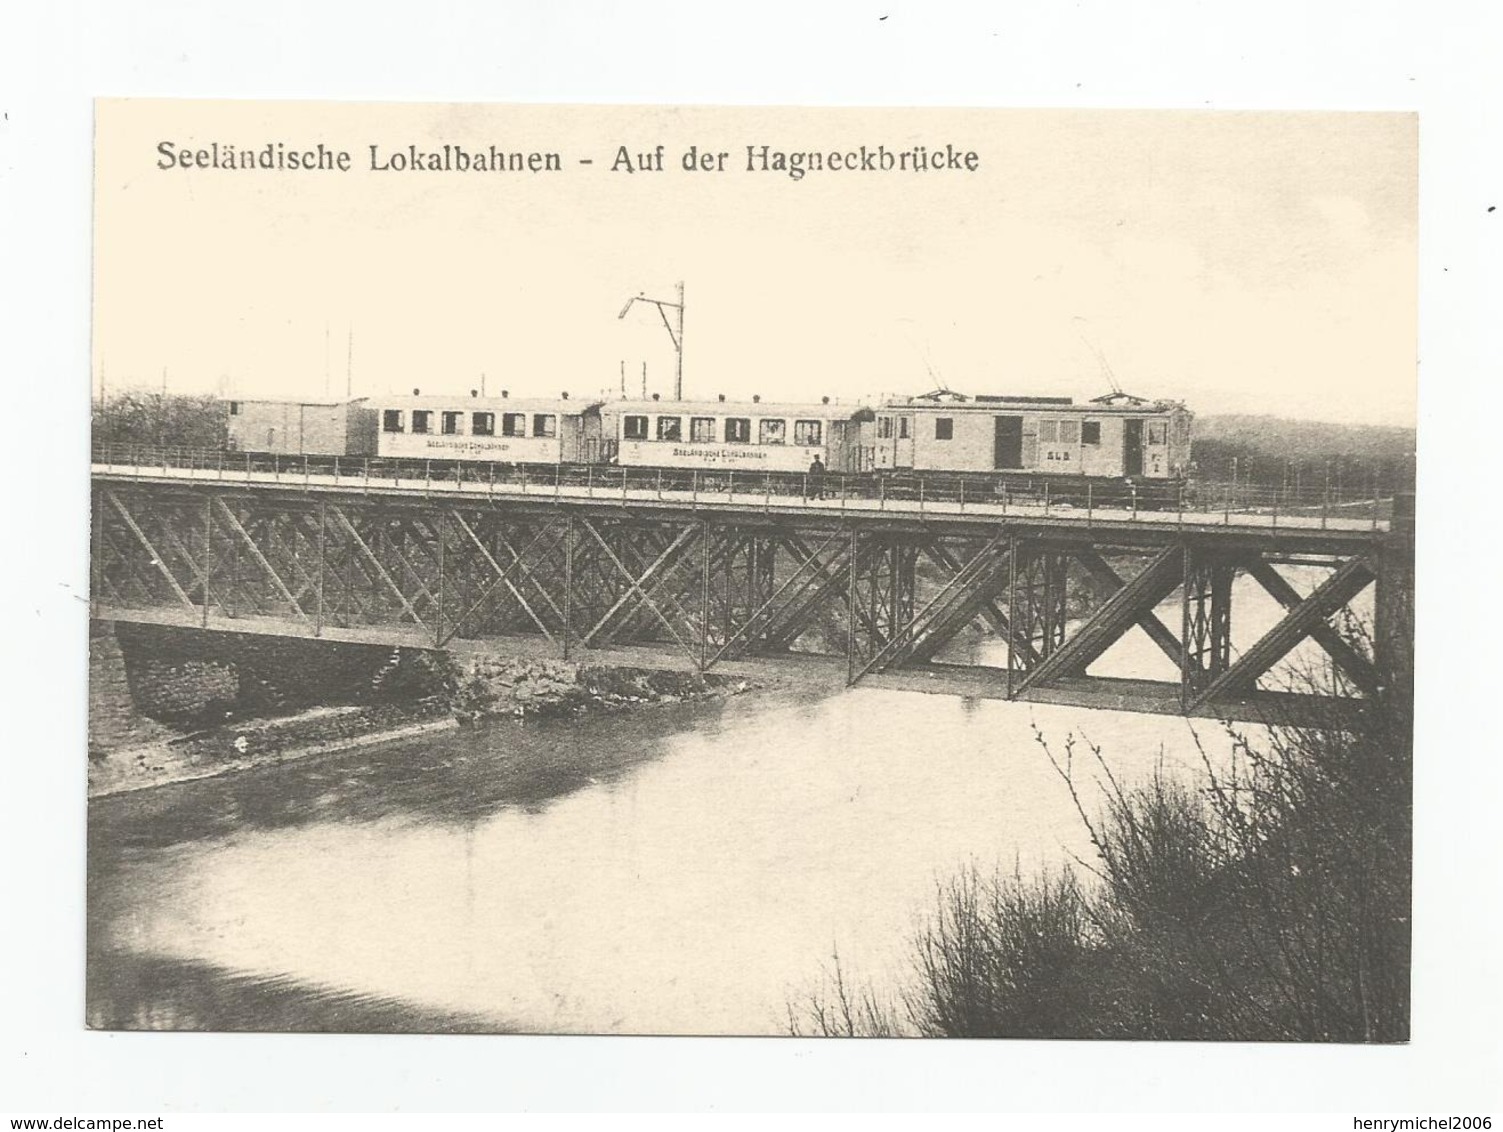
[89,655,759,799]
[87,951,510,1033]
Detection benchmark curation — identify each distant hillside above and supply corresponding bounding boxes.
[1192,414,1416,491]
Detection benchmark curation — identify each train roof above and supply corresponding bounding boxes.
[610,398,873,420]
[883,395,1187,416]
[374,394,605,413]
[225,397,371,408]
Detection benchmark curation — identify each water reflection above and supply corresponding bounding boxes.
[93,698,738,854]
[86,952,505,1033]
[89,568,1357,1035]
[89,686,1226,1034]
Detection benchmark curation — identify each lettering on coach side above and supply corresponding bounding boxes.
[671,447,768,462]
[423,438,513,453]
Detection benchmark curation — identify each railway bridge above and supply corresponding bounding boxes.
[90,452,1414,727]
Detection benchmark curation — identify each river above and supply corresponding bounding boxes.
[87,569,1365,1035]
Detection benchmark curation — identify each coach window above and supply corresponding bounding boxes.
[441,411,463,435]
[1039,419,1058,443]
[1082,420,1101,446]
[935,417,954,441]
[690,417,717,443]
[229,401,241,416]
[383,409,404,433]
[1059,419,1080,445]
[898,417,910,439]
[412,410,432,435]
[533,414,558,439]
[759,419,787,445]
[794,420,823,446]
[500,413,525,438]
[624,414,648,440]
[877,416,893,439]
[1147,420,1168,445]
[472,411,495,436]
[657,416,682,442]
[725,417,751,443]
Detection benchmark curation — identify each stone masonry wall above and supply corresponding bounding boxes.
[103,622,448,731]
[89,622,180,753]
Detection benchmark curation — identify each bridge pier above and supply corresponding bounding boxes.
[1181,547,1237,708]
[704,530,778,654]
[1007,543,1070,694]
[848,534,918,678]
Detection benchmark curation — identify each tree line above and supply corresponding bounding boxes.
[93,391,228,450]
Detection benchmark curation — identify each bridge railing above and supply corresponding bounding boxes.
[90,443,1398,530]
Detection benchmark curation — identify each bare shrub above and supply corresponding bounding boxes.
[789,615,1410,1041]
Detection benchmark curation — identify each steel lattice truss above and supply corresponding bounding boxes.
[92,480,1411,725]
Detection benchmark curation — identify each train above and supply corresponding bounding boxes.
[224,386,1194,505]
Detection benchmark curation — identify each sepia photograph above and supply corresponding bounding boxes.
[82,100,1419,1041]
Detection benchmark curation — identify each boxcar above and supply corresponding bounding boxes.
[869,394,1192,482]
[226,397,379,457]
[609,396,873,475]
[373,394,609,465]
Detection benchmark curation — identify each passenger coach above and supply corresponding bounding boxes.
[610,396,872,474]
[373,392,610,465]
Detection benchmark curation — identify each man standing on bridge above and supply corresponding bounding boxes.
[807,455,826,500]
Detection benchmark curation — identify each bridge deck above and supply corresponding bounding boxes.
[92,463,1389,540]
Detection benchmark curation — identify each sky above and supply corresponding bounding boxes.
[93,102,1417,426]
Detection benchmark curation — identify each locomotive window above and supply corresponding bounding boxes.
[1039,419,1058,443]
[382,409,404,433]
[1147,420,1168,445]
[501,413,526,438]
[624,415,649,440]
[229,401,241,415]
[934,417,953,441]
[1174,415,1191,446]
[1082,420,1101,445]
[411,410,432,435]
[533,414,557,439]
[725,417,751,443]
[657,416,682,442]
[441,411,463,435]
[877,416,893,440]
[472,412,495,436]
[899,417,910,439]
[794,420,823,446]
[759,419,787,445]
[1059,419,1080,445]
[690,417,716,443]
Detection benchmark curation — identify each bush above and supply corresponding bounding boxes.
[791,629,1412,1041]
